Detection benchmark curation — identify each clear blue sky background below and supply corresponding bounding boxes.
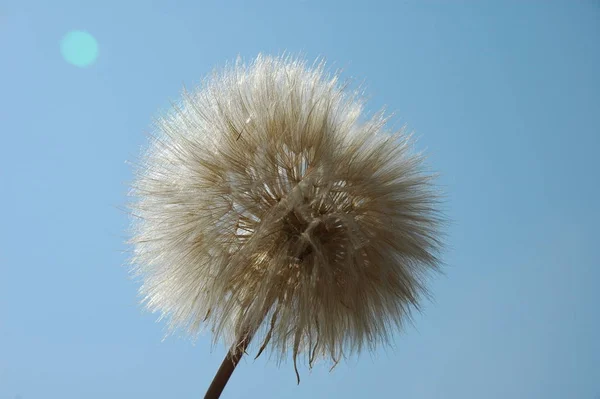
[1,1,599,398]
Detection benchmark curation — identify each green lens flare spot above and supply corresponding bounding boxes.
[60,30,99,67]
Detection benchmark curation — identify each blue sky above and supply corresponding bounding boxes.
[1,1,599,398]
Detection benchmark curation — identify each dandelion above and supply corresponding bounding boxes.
[129,54,444,398]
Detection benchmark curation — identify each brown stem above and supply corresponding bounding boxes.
[203,332,254,399]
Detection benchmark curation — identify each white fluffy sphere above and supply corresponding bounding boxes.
[130,55,443,379]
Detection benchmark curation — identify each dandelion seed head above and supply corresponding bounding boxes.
[129,54,444,375]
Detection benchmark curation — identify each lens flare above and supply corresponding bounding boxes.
[60,30,99,67]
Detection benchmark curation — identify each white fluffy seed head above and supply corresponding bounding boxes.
[129,54,444,377]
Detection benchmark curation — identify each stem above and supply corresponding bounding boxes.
[203,332,254,399]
